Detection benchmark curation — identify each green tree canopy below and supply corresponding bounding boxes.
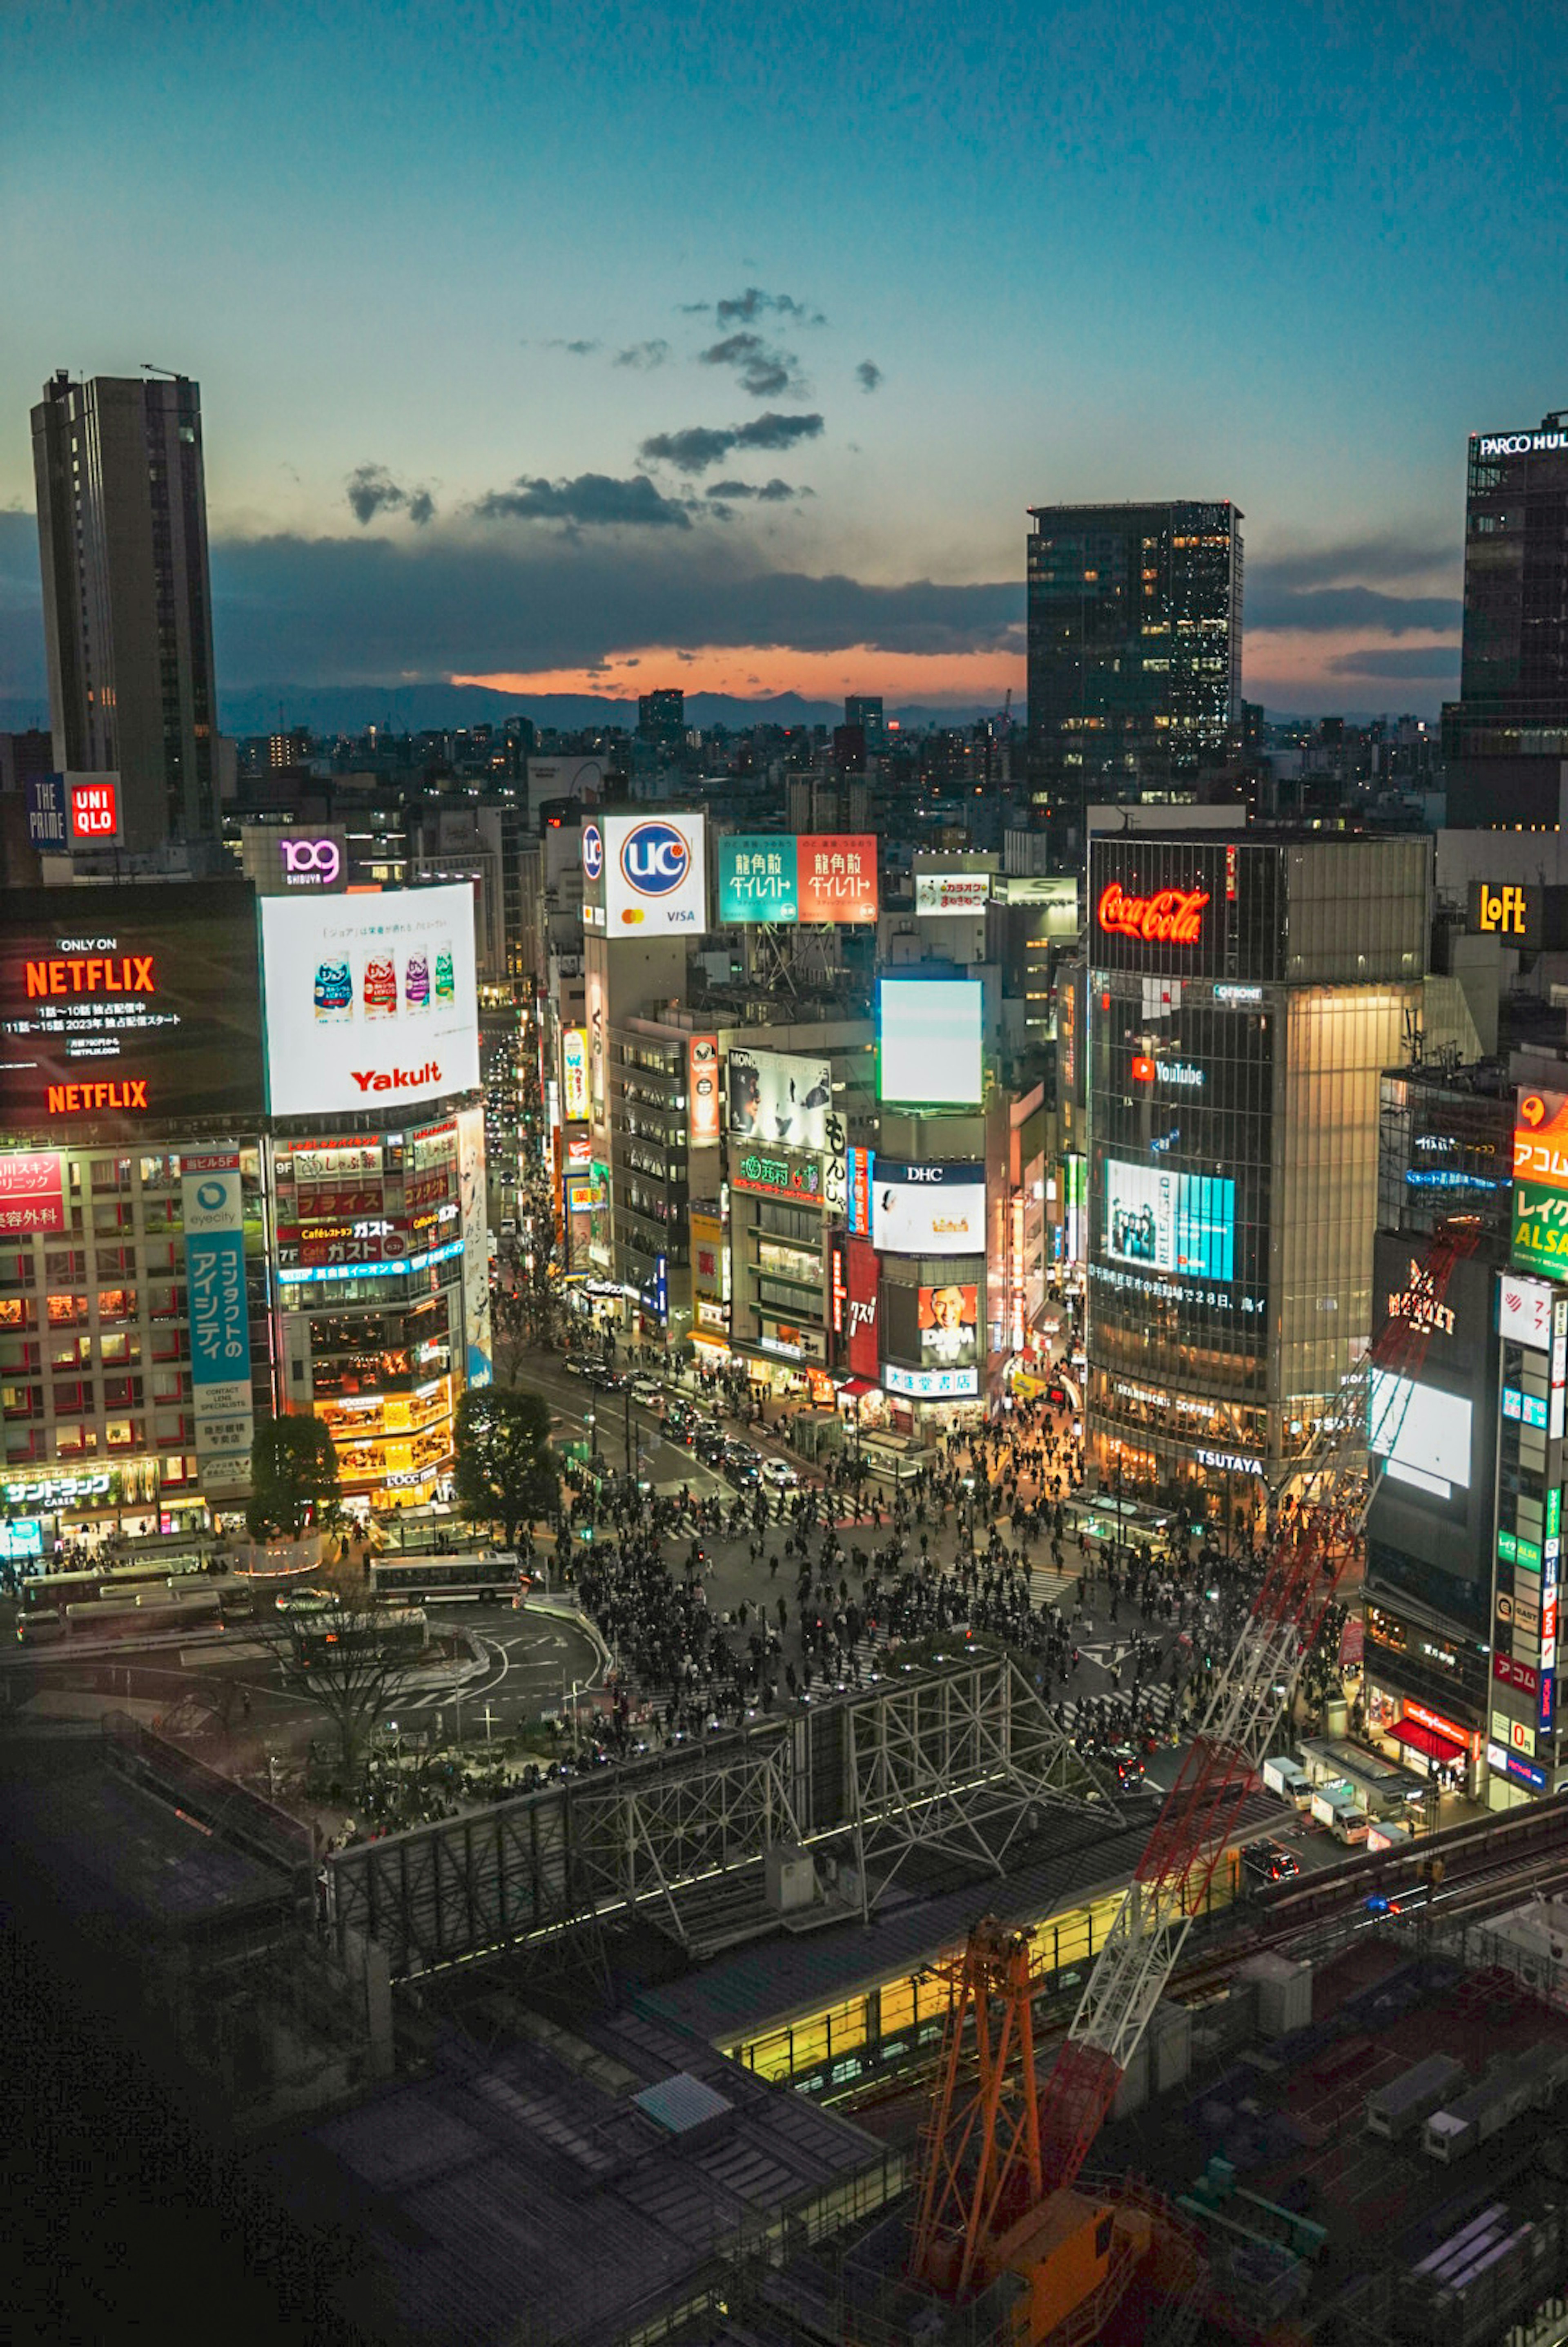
[453,1385,558,1547]
[247,1414,342,1542]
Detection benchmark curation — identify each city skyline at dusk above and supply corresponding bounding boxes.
[2,2,1563,722]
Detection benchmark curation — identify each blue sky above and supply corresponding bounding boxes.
[3,0,1564,715]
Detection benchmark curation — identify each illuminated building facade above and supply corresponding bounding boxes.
[1026,500,1243,856]
[1084,830,1464,1530]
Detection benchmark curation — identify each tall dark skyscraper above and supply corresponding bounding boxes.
[1026,500,1243,857]
[31,370,219,856]
[1442,416,1568,827]
[637,687,686,752]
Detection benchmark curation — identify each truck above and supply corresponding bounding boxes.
[1263,1754,1312,1809]
[1310,1780,1369,1845]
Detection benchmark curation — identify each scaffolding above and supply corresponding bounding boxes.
[325,1650,1113,1979]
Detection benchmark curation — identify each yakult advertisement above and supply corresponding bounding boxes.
[259,884,481,1117]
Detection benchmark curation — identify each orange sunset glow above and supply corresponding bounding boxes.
[453,642,1026,706]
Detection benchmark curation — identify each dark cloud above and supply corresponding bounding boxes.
[1324,645,1461,680]
[1247,581,1462,634]
[1251,534,1456,592]
[639,412,825,474]
[704,478,806,502]
[699,331,805,399]
[346,464,437,527]
[614,339,669,370]
[856,360,884,393]
[471,472,692,530]
[682,288,826,326]
[541,337,601,356]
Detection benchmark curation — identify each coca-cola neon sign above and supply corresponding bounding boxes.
[1097,881,1210,946]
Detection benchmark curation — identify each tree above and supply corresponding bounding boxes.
[247,1414,342,1542]
[453,1385,559,1547]
[253,1557,420,1783]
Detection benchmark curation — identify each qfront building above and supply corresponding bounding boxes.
[1083,830,1478,1530]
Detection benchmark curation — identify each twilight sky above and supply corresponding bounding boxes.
[2,0,1564,719]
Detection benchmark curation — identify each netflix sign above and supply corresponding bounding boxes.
[845,1236,881,1382]
[0,881,264,1134]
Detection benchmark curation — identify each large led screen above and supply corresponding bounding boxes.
[0,879,264,1133]
[1101,1158,1234,1282]
[1369,1370,1473,1501]
[878,977,982,1105]
[919,1282,979,1369]
[260,883,480,1117]
[726,1046,832,1153]
[873,1161,986,1256]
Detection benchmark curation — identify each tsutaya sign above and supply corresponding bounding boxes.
[1096,881,1209,946]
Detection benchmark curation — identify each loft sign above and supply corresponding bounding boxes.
[1097,881,1210,946]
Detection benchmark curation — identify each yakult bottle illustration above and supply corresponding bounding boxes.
[434,943,455,1003]
[314,959,352,1020]
[405,950,431,1011]
[364,954,397,1018]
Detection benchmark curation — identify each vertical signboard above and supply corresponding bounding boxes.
[1512,1087,1568,1279]
[457,1102,492,1387]
[180,1153,253,1494]
[561,1026,591,1123]
[24,774,67,851]
[688,1033,721,1144]
[845,1237,881,1382]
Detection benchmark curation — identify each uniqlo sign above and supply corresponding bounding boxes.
[845,1236,881,1381]
[68,776,120,842]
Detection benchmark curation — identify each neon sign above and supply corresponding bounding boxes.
[1097,881,1210,946]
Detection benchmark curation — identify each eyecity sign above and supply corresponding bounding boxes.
[1096,881,1210,946]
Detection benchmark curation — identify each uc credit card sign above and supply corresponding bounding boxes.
[603,813,708,936]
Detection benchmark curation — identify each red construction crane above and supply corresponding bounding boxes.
[910,1216,1481,2308]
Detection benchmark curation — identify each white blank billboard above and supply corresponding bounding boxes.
[261,883,480,1117]
[1368,1370,1472,1501]
[879,977,982,1105]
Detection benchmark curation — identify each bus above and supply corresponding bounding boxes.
[63,1587,222,1637]
[292,1606,429,1666]
[369,1553,525,1604]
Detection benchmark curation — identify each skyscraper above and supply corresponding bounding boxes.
[1442,416,1568,827]
[637,688,686,752]
[1026,500,1243,858]
[31,370,219,857]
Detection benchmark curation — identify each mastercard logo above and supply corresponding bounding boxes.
[620,906,646,926]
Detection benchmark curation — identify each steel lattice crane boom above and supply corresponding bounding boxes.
[1027,1216,1481,2195]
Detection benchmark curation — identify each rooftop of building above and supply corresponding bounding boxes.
[260,2002,900,2347]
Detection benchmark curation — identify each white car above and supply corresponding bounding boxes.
[760,1458,800,1489]
[631,1379,663,1409]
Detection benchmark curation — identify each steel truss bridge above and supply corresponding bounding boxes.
[325,1650,1116,1981]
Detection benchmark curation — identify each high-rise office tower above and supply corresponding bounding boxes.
[1442,416,1568,827]
[31,370,219,856]
[844,693,886,754]
[637,688,686,752]
[1026,500,1243,859]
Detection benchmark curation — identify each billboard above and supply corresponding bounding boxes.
[717,835,800,924]
[726,1045,832,1153]
[731,1146,824,1205]
[878,976,983,1106]
[1102,1159,1235,1282]
[601,811,708,936]
[797,834,878,924]
[919,1282,979,1370]
[884,1361,978,1400]
[915,872,991,917]
[873,1161,986,1256]
[564,1164,610,1273]
[688,1033,721,1145]
[714,832,878,925]
[68,774,120,843]
[24,773,66,852]
[846,1145,874,1235]
[180,1152,253,1494]
[259,882,480,1118]
[845,1236,880,1381]
[1514,1086,1568,1279]
[561,1026,590,1123]
[457,1102,491,1387]
[0,1152,65,1235]
[0,880,264,1132]
[1499,1270,1555,1351]
[1369,1370,1472,1502]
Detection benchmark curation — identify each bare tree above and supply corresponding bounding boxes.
[253,1561,425,1783]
